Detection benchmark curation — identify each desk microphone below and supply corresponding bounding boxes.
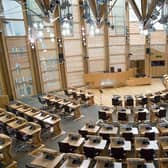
[99,89,103,94]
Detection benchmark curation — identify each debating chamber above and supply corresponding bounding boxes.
[1,0,168,167]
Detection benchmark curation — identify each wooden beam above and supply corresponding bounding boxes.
[144,0,157,28]
[35,0,48,15]
[54,5,67,89]
[43,0,50,11]
[128,0,142,21]
[88,0,97,19]
[141,0,147,20]
[79,0,89,73]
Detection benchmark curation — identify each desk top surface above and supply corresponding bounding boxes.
[84,139,107,150]
[62,136,84,147]
[31,153,64,168]
[60,158,91,168]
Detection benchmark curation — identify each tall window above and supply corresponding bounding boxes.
[63,0,84,87]
[108,0,126,72]
[2,0,34,98]
[27,0,62,93]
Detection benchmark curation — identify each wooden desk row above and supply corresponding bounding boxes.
[29,145,168,168]
[42,95,83,120]
[112,90,168,108]
[80,122,164,136]
[66,88,95,105]
[98,105,166,124]
[7,101,63,137]
[0,108,42,147]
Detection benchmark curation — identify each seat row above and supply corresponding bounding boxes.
[112,89,168,108]
[98,105,167,124]
[7,101,63,137]
[39,94,83,119]
[27,145,168,168]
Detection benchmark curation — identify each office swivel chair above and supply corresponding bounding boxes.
[64,90,72,97]
[78,130,88,139]
[62,105,74,119]
[38,96,47,110]
[110,147,125,160]
[155,108,167,121]
[140,148,155,161]
[118,112,128,124]
[98,111,110,121]
[137,112,147,123]
[122,132,134,143]
[144,132,155,140]
[80,94,89,106]
[83,146,100,158]
[58,141,76,153]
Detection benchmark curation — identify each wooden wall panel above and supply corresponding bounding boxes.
[37,39,56,49]
[151,31,166,44]
[130,45,145,60]
[130,34,145,45]
[66,56,83,72]
[88,48,105,60]
[44,81,60,92]
[109,55,125,64]
[109,36,125,45]
[109,46,125,55]
[89,60,105,72]
[67,72,84,86]
[87,36,104,47]
[64,40,82,56]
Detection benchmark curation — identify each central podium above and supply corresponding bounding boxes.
[84,69,151,88]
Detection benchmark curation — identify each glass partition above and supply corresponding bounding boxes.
[2,0,35,98]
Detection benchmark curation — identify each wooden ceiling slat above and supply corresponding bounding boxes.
[141,0,147,20]
[144,0,157,25]
[88,0,97,18]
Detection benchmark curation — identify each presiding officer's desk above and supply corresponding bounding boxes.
[84,68,136,88]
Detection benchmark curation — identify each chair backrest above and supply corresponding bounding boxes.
[144,132,155,140]
[64,90,69,96]
[137,112,146,121]
[141,97,148,105]
[38,96,45,104]
[110,147,125,160]
[112,97,121,106]
[58,142,70,153]
[98,111,108,120]
[118,112,127,121]
[122,132,134,142]
[125,97,134,106]
[78,129,88,139]
[158,109,167,118]
[154,95,161,103]
[140,148,155,161]
[83,147,99,158]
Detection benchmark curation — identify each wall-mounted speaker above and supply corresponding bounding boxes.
[146,48,150,54]
[59,53,64,63]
